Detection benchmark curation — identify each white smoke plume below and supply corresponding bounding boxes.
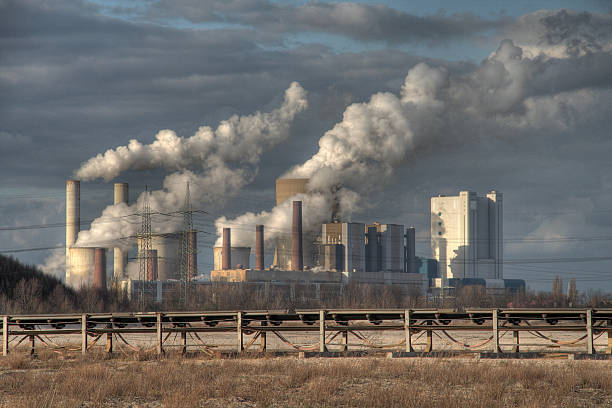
[74,82,307,248]
[216,28,610,246]
[38,247,66,280]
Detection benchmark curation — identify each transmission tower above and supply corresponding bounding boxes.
[138,186,152,310]
[179,183,194,307]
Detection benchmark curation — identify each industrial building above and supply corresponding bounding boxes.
[430,190,522,294]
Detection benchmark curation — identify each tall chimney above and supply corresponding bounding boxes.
[292,201,303,271]
[93,248,107,290]
[66,180,80,277]
[255,225,264,270]
[188,230,197,279]
[113,182,129,280]
[222,228,231,270]
[146,249,158,281]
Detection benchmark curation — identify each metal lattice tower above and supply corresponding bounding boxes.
[138,186,152,310]
[179,183,194,307]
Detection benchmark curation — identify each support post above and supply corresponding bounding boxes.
[237,312,243,352]
[156,312,164,355]
[425,321,432,352]
[586,309,594,354]
[512,329,520,353]
[607,320,612,355]
[492,309,500,353]
[81,314,87,355]
[2,316,8,356]
[29,335,35,355]
[319,310,326,353]
[105,324,113,354]
[404,309,413,353]
[181,331,187,355]
[342,330,348,352]
[259,331,267,353]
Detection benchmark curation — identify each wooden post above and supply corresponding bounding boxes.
[237,312,243,352]
[259,331,267,353]
[404,309,413,353]
[341,330,348,352]
[425,321,433,352]
[105,324,113,354]
[181,331,187,355]
[29,335,35,355]
[156,312,164,355]
[2,316,8,356]
[492,309,500,353]
[81,314,87,355]
[586,309,594,354]
[319,310,326,353]
[607,320,612,355]
[512,330,520,353]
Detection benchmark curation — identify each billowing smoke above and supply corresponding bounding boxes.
[216,20,609,246]
[74,82,307,248]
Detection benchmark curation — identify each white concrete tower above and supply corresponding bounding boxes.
[65,180,80,278]
[113,182,129,280]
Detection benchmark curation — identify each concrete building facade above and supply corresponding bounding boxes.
[431,191,503,285]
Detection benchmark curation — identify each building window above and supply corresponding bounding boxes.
[438,231,442,236]
[437,212,442,216]
[437,221,442,226]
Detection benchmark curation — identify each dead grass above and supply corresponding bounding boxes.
[0,354,611,407]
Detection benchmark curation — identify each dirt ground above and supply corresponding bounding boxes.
[1,353,611,407]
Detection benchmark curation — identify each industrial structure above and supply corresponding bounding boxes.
[64,176,522,299]
[430,191,511,294]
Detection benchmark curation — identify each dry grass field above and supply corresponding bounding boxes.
[1,352,611,407]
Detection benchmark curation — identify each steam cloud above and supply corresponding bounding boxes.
[74,82,307,248]
[216,14,610,250]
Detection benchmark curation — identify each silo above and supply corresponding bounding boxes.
[66,180,80,276]
[213,247,251,270]
[113,183,128,280]
[67,247,95,288]
[137,233,181,280]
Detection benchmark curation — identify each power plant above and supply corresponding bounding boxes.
[64,177,523,297]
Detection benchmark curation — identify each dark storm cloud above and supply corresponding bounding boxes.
[148,0,508,45]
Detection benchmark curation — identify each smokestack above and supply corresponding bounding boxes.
[406,226,416,274]
[222,228,231,270]
[93,248,106,290]
[113,182,129,280]
[146,249,158,281]
[66,180,80,276]
[292,201,303,271]
[188,230,197,279]
[255,225,264,270]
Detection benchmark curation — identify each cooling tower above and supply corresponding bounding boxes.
[67,247,95,288]
[137,233,181,280]
[213,247,251,270]
[66,180,80,277]
[113,183,128,280]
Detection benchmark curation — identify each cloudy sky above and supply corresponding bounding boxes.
[1,0,612,292]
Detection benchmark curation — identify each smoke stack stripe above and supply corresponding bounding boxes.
[222,228,231,270]
[113,183,128,280]
[93,248,106,290]
[292,201,303,271]
[255,225,264,270]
